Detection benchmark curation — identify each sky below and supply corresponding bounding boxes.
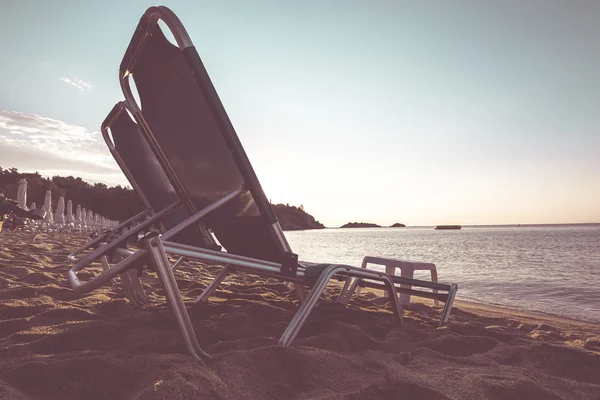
[1,0,599,227]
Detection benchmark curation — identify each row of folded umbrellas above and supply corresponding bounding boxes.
[15,179,118,229]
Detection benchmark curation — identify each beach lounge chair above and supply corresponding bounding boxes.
[67,6,457,361]
[68,101,244,304]
[69,101,248,305]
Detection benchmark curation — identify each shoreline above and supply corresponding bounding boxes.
[359,285,600,332]
[453,299,600,331]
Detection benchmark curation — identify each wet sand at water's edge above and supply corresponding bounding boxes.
[1,232,599,399]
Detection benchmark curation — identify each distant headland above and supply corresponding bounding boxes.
[271,204,325,231]
[0,166,327,232]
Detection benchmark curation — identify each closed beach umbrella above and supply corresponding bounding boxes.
[87,210,94,226]
[55,197,65,224]
[81,207,87,226]
[16,179,28,210]
[75,205,82,225]
[43,190,53,223]
[66,200,74,223]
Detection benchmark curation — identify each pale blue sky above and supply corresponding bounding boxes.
[1,0,599,226]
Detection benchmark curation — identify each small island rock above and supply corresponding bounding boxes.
[340,222,381,228]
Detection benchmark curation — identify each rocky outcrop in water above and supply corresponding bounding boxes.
[340,222,381,228]
[434,225,461,230]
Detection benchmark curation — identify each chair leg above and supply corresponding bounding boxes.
[439,284,458,326]
[169,256,246,301]
[339,257,371,304]
[340,277,361,305]
[171,256,185,271]
[126,268,149,305]
[294,283,306,303]
[279,269,336,347]
[118,269,140,305]
[335,277,353,304]
[397,266,414,306]
[195,265,233,303]
[100,255,111,272]
[238,272,249,285]
[431,269,439,306]
[279,265,402,347]
[100,255,145,306]
[143,234,210,362]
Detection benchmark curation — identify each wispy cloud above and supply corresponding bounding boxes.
[59,76,93,92]
[0,109,121,183]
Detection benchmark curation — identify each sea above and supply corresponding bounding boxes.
[284,224,600,323]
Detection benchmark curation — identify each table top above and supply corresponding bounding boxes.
[363,255,436,270]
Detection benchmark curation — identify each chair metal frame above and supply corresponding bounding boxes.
[67,186,409,361]
[68,101,252,305]
[66,6,458,362]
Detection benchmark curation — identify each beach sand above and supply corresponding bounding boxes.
[1,231,599,399]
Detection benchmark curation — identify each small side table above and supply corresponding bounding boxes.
[360,256,439,306]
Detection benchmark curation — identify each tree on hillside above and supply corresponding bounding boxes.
[0,166,143,221]
[1,166,325,230]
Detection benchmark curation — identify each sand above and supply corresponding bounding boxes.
[1,231,599,400]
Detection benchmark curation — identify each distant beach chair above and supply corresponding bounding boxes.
[67,6,457,361]
[0,190,46,232]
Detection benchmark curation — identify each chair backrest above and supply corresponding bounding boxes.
[118,7,294,265]
[102,102,215,248]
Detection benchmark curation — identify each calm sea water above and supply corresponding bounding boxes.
[284,225,600,323]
